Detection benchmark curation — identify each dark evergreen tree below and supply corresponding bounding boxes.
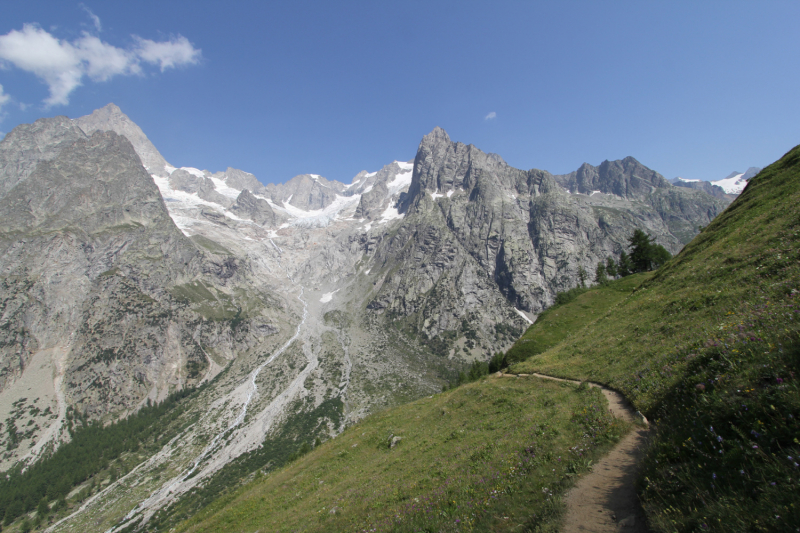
[595,262,607,284]
[618,251,632,276]
[650,244,672,268]
[36,498,48,519]
[578,266,587,287]
[489,352,506,373]
[629,229,654,272]
[605,257,618,278]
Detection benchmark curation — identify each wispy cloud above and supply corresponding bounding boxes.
[80,4,102,33]
[0,23,202,107]
[485,111,497,120]
[0,84,10,112]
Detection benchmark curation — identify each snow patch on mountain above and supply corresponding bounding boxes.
[711,173,747,194]
[388,171,412,190]
[208,176,244,199]
[515,308,534,325]
[181,167,207,179]
[320,290,339,303]
[378,205,403,223]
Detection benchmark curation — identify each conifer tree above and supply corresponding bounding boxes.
[650,243,672,268]
[595,262,607,284]
[629,229,654,272]
[605,257,618,278]
[578,266,587,287]
[618,251,632,276]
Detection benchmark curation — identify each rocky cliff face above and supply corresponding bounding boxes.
[367,126,729,354]
[230,189,280,225]
[74,103,171,177]
[0,116,87,197]
[0,120,292,469]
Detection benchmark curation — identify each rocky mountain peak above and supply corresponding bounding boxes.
[421,126,451,145]
[555,156,671,199]
[212,167,266,195]
[74,103,171,177]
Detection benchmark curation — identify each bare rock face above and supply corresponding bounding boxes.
[367,126,729,354]
[230,188,280,226]
[0,129,282,427]
[554,157,672,200]
[74,103,171,177]
[0,116,88,198]
[213,167,267,196]
[265,174,342,210]
[354,161,413,220]
[169,168,234,208]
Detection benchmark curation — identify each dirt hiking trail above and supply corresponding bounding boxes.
[501,372,651,532]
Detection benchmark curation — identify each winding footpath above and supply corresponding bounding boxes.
[503,373,651,532]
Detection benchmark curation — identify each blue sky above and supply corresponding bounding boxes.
[1,1,798,185]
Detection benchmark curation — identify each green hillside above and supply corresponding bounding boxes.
[177,376,627,533]
[512,145,800,531]
[504,273,651,366]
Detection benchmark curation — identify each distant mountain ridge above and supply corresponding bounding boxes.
[670,166,761,197]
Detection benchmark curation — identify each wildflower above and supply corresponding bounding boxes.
[717,436,723,442]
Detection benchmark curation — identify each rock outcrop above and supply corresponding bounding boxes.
[74,103,171,177]
[169,168,234,207]
[230,188,280,225]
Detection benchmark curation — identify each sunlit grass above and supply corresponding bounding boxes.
[177,376,628,533]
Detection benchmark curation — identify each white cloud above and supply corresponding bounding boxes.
[75,34,139,81]
[0,24,201,107]
[80,4,102,33]
[0,84,10,112]
[134,35,201,71]
[485,111,497,120]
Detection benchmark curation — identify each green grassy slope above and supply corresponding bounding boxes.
[177,377,628,533]
[512,145,800,531]
[505,273,651,365]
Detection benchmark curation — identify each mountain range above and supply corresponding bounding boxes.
[0,104,731,530]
